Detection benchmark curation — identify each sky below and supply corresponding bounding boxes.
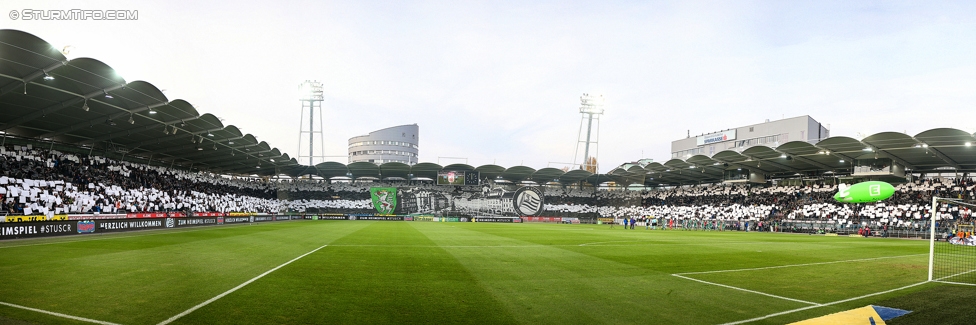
[6,1,976,173]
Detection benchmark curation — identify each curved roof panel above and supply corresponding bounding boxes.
[410,162,442,179]
[315,162,349,179]
[501,166,536,182]
[442,163,475,171]
[531,168,565,183]
[379,162,411,179]
[474,164,506,180]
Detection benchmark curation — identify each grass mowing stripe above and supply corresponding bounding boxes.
[677,253,926,275]
[670,274,821,305]
[719,281,930,325]
[156,243,330,325]
[0,301,121,325]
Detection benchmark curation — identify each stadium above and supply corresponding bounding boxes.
[2,10,976,325]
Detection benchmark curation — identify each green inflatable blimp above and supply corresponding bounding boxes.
[833,181,895,203]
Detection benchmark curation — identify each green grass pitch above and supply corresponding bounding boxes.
[0,221,971,325]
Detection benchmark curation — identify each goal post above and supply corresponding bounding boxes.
[928,196,976,286]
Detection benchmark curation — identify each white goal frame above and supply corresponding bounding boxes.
[928,196,976,285]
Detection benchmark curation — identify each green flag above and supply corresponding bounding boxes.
[370,187,397,215]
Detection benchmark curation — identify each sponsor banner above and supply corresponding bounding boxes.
[521,216,563,223]
[228,212,256,217]
[316,215,350,220]
[194,212,226,217]
[253,216,274,222]
[67,214,128,220]
[356,216,404,221]
[169,212,186,218]
[275,216,290,221]
[127,212,169,219]
[77,221,95,233]
[224,217,251,224]
[434,217,469,222]
[217,217,224,225]
[174,217,219,227]
[562,218,581,224]
[404,216,413,221]
[473,217,520,223]
[370,187,398,214]
[412,216,435,222]
[96,219,166,232]
[5,214,68,222]
[0,221,76,239]
[696,130,736,146]
[290,216,303,220]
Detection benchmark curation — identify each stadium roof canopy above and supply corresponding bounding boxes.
[0,29,300,176]
[642,128,976,185]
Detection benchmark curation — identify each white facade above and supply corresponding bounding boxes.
[671,115,829,159]
[348,124,419,165]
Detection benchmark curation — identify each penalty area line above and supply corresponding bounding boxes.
[156,244,329,325]
[671,274,820,306]
[0,301,121,325]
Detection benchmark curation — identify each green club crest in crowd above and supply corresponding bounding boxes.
[370,187,397,214]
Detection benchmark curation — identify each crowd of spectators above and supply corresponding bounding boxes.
[2,145,973,230]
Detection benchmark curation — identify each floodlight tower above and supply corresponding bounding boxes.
[573,93,605,172]
[297,80,325,166]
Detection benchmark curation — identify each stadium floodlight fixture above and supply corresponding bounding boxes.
[299,80,325,101]
[197,146,203,151]
[839,159,845,163]
[103,90,113,99]
[81,99,89,111]
[207,132,214,137]
[148,108,157,114]
[43,73,54,81]
[966,142,972,147]
[579,93,606,114]
[921,143,929,148]
[863,147,873,151]
[780,154,787,158]
[128,114,135,124]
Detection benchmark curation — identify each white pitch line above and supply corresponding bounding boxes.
[718,281,929,325]
[935,267,976,282]
[156,244,329,325]
[671,274,821,306]
[0,301,121,325]
[677,254,926,275]
[934,280,976,287]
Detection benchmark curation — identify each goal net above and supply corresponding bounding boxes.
[929,197,976,286]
